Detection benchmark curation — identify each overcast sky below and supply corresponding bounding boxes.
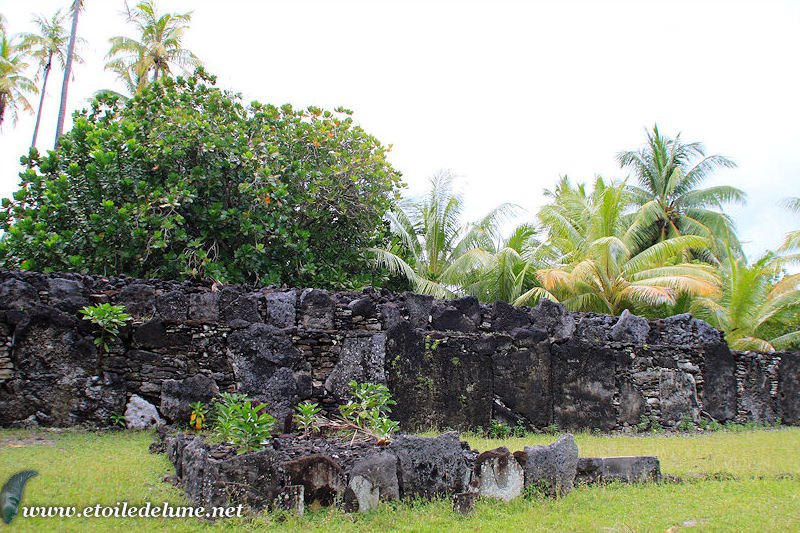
[1,0,798,261]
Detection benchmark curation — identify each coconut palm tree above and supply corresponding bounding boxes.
[0,31,37,127]
[105,0,200,94]
[19,10,83,148]
[369,171,518,299]
[691,252,800,351]
[525,177,720,315]
[617,125,745,260]
[778,197,800,266]
[54,0,84,146]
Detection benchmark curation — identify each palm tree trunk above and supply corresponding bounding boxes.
[54,0,82,148]
[32,58,52,149]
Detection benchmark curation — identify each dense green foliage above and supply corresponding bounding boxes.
[210,392,277,453]
[0,70,402,288]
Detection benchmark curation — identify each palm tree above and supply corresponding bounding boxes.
[617,125,745,260]
[778,197,800,266]
[105,0,200,94]
[525,177,720,315]
[54,0,84,146]
[0,31,37,127]
[691,252,800,351]
[369,171,518,299]
[20,10,83,148]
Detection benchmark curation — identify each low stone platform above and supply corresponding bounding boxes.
[159,431,664,515]
[575,456,662,484]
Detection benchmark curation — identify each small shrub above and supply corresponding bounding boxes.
[211,392,277,453]
[543,423,560,436]
[512,421,528,437]
[677,415,695,432]
[79,303,131,353]
[338,381,399,440]
[488,419,511,439]
[189,402,208,431]
[294,401,322,435]
[699,416,722,432]
[110,412,126,429]
[637,413,664,433]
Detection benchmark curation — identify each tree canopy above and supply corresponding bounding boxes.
[0,70,402,288]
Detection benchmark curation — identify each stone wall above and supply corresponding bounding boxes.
[0,270,797,430]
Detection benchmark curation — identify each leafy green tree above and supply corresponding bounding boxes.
[0,70,401,288]
[0,30,37,127]
[20,10,83,147]
[106,0,200,94]
[617,125,745,260]
[527,177,720,315]
[691,252,800,351]
[54,0,84,145]
[370,171,517,298]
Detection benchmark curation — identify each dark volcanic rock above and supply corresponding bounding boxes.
[219,287,262,325]
[492,343,552,427]
[658,369,699,424]
[160,375,220,424]
[325,334,386,399]
[492,301,530,331]
[702,342,737,422]
[386,322,492,430]
[283,454,346,508]
[430,297,480,332]
[348,297,376,318]
[155,290,189,321]
[0,278,39,310]
[515,434,579,497]
[403,292,433,329]
[529,299,575,340]
[576,456,661,485]
[188,292,219,323]
[779,352,800,425]
[610,310,650,344]
[117,283,156,319]
[343,452,400,512]
[264,291,297,328]
[391,432,469,499]
[47,277,90,313]
[299,289,335,330]
[551,340,618,430]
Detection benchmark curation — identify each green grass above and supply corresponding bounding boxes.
[0,428,798,532]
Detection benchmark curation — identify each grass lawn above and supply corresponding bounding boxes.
[0,428,798,532]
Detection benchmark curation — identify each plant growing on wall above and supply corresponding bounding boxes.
[189,401,207,431]
[294,401,321,436]
[210,392,276,453]
[79,303,131,353]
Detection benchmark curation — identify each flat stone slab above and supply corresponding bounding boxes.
[474,447,524,501]
[575,456,661,484]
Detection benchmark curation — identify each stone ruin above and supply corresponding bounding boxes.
[157,429,661,515]
[1,270,797,432]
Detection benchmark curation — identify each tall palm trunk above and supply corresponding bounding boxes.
[54,0,82,148]
[31,57,52,149]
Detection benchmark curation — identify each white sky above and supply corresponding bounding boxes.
[1,0,798,262]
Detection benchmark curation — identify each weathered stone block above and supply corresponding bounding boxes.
[283,454,346,508]
[492,343,552,427]
[702,342,736,421]
[391,432,469,499]
[299,289,335,330]
[325,334,386,399]
[386,322,492,430]
[160,375,220,424]
[611,310,650,344]
[156,290,189,321]
[264,291,296,328]
[779,352,800,425]
[219,288,262,326]
[342,452,400,512]
[576,456,661,484]
[552,340,618,430]
[0,278,39,310]
[188,292,219,323]
[125,394,162,429]
[117,283,156,319]
[529,299,575,340]
[515,434,578,498]
[474,447,524,501]
[659,369,699,424]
